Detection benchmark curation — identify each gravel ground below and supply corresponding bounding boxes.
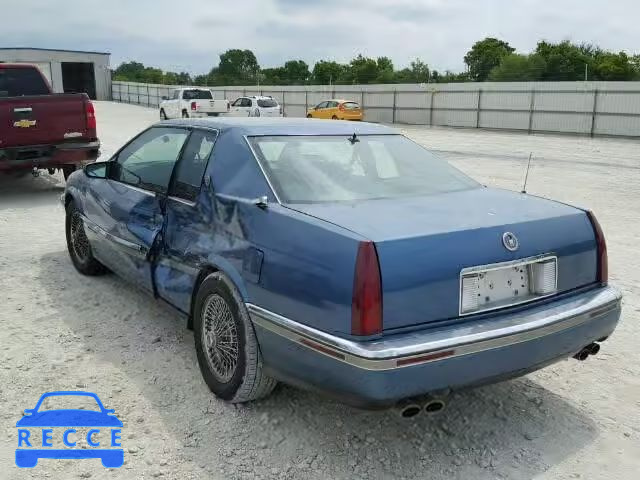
[0,102,638,480]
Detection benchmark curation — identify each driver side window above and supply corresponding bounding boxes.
[112,127,189,193]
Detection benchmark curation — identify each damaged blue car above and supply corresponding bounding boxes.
[63,118,622,410]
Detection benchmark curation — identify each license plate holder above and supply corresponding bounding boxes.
[460,255,557,316]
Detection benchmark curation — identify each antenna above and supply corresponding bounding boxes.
[521,152,533,193]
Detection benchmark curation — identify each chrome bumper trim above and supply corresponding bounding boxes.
[248,286,622,371]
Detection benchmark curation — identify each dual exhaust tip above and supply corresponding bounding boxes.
[397,397,446,418]
[573,342,601,361]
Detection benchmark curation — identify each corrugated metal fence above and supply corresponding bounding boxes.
[112,81,640,137]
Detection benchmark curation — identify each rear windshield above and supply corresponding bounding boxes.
[257,99,278,108]
[0,67,49,97]
[182,89,213,100]
[249,135,479,203]
[342,102,360,110]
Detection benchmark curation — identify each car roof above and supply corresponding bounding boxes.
[159,117,395,136]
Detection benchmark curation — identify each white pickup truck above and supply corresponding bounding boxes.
[159,88,229,119]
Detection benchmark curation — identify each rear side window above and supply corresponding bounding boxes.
[0,67,49,97]
[257,99,278,108]
[182,89,213,100]
[170,130,218,201]
[342,102,360,110]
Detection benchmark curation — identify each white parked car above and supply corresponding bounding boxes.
[228,96,283,117]
[160,88,229,119]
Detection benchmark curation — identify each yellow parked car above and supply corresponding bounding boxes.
[306,99,363,121]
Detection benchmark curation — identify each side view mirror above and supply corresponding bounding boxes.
[23,409,35,416]
[84,162,108,179]
[161,96,168,101]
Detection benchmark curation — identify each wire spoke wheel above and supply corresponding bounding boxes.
[202,294,239,383]
[70,212,90,262]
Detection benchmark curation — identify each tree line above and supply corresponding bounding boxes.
[112,38,640,86]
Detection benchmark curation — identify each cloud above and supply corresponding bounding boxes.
[2,0,638,74]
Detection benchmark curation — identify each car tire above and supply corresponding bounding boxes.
[182,110,189,118]
[194,272,277,403]
[160,109,167,120]
[331,115,339,120]
[306,114,313,118]
[65,201,109,276]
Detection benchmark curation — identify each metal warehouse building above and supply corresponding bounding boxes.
[0,48,111,100]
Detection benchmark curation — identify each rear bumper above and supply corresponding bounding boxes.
[249,285,622,407]
[0,141,100,172]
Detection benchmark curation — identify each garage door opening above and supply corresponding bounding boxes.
[61,62,96,99]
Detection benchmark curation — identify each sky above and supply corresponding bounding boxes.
[3,0,639,74]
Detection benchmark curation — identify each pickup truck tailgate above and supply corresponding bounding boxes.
[0,95,91,149]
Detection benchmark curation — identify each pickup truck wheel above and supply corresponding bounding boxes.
[160,109,167,120]
[62,165,77,181]
[194,272,277,403]
[182,110,189,118]
[65,202,109,276]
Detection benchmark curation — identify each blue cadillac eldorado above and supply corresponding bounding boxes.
[62,117,622,412]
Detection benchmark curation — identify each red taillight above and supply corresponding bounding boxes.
[352,241,382,336]
[586,210,608,284]
[85,100,96,131]
[191,101,197,111]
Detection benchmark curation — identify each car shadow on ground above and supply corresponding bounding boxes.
[39,250,596,479]
[0,173,64,210]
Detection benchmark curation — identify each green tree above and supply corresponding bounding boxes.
[375,56,394,83]
[261,67,286,85]
[283,60,310,84]
[535,41,593,81]
[489,54,546,81]
[311,60,345,84]
[593,51,637,80]
[464,38,515,81]
[349,54,379,84]
[217,49,260,85]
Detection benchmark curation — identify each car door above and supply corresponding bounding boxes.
[313,101,328,118]
[230,97,246,117]
[154,128,219,312]
[169,89,181,118]
[82,126,190,291]
[326,101,339,118]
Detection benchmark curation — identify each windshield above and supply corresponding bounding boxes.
[249,135,479,203]
[183,89,213,100]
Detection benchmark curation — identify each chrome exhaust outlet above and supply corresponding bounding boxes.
[573,348,590,361]
[587,343,600,356]
[423,398,446,415]
[573,342,600,361]
[396,400,422,419]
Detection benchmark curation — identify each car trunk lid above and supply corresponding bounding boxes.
[288,188,598,331]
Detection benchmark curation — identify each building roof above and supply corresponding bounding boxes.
[159,117,395,136]
[0,47,110,56]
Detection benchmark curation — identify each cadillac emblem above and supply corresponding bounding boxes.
[502,232,519,252]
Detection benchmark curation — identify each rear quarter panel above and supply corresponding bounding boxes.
[204,129,363,335]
